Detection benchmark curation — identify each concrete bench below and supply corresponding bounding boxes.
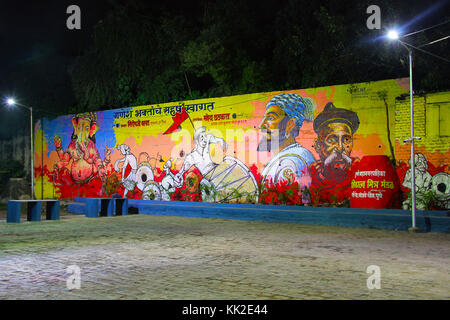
[67,201,86,215]
[84,198,128,218]
[7,200,60,223]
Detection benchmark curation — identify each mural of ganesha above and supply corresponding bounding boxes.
[53,112,109,197]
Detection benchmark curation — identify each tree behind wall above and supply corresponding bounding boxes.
[69,0,449,112]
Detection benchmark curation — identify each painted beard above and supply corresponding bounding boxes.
[322,150,352,175]
[257,117,289,152]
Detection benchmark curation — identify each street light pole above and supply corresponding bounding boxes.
[18,103,34,200]
[387,30,420,232]
[5,99,34,199]
[399,41,421,232]
[29,105,34,200]
[407,47,417,230]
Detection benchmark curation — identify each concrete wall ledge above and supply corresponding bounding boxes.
[126,199,449,233]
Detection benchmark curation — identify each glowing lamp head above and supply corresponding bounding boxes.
[6,98,16,106]
[387,30,399,40]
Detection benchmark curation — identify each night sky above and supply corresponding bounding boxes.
[0,0,206,78]
[0,0,111,85]
[0,0,113,137]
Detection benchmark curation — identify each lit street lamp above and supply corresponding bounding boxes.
[5,98,34,200]
[387,29,420,232]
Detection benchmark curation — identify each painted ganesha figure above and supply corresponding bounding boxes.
[53,112,107,196]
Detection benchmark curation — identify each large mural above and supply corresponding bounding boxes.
[33,78,450,210]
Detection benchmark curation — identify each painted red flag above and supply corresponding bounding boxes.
[163,106,189,135]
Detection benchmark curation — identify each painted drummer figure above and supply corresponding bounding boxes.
[258,93,316,186]
[174,126,227,187]
[114,144,138,197]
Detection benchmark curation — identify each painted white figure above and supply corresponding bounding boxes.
[160,159,179,200]
[114,144,138,197]
[402,153,433,210]
[174,126,227,186]
[402,153,432,192]
[261,143,315,186]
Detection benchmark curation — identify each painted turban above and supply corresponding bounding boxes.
[313,102,360,134]
[266,93,315,128]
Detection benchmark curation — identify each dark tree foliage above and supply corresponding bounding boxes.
[1,0,449,121]
[70,0,449,112]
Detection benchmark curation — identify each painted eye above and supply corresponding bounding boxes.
[327,136,337,144]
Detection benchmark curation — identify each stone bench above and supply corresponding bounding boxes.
[83,198,128,218]
[7,200,60,223]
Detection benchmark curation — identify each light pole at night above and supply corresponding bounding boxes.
[6,98,34,200]
[387,30,420,232]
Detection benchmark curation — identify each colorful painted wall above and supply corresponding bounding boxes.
[394,91,450,210]
[33,78,450,210]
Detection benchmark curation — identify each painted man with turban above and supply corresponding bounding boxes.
[308,102,360,204]
[258,93,315,185]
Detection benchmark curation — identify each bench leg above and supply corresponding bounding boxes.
[114,199,128,216]
[7,201,21,223]
[107,199,114,217]
[46,201,60,220]
[100,199,113,217]
[85,198,99,218]
[121,198,128,216]
[27,202,42,222]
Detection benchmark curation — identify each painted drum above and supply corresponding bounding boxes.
[136,162,155,191]
[430,172,450,209]
[350,155,401,209]
[142,181,162,200]
[201,156,258,203]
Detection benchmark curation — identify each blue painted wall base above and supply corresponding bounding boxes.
[67,198,449,233]
[127,200,449,233]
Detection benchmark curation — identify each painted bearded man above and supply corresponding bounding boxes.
[258,93,315,185]
[308,102,360,204]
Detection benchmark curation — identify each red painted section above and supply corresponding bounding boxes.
[350,155,401,209]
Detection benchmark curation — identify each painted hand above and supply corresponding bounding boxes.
[174,172,184,188]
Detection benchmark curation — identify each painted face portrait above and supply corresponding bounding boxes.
[313,102,359,178]
[257,104,289,152]
[194,127,208,149]
[316,122,353,173]
[257,93,314,153]
[410,153,428,171]
[199,132,208,148]
[72,112,98,146]
[75,117,91,146]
